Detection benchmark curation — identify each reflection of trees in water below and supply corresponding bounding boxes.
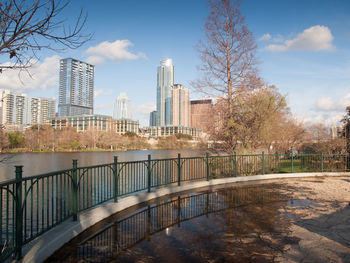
[51,185,289,262]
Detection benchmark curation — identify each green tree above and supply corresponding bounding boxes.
[212,86,288,153]
[7,131,24,148]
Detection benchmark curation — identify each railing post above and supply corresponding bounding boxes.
[206,152,210,181]
[234,152,237,177]
[321,152,324,172]
[147,154,151,193]
[72,160,78,221]
[291,151,294,173]
[113,156,118,202]
[177,196,181,227]
[177,153,181,186]
[262,151,265,175]
[14,165,23,260]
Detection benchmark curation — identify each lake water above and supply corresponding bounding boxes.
[0,149,206,182]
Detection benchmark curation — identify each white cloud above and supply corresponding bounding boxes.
[300,112,344,127]
[95,103,113,110]
[316,93,350,112]
[266,25,334,52]
[303,93,350,126]
[94,89,113,99]
[86,40,145,63]
[133,102,156,115]
[133,102,156,126]
[259,33,271,41]
[316,97,335,111]
[0,55,60,91]
[272,34,284,43]
[86,55,104,66]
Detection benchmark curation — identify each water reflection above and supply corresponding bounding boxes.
[48,184,295,262]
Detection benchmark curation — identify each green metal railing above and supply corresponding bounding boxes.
[0,152,349,261]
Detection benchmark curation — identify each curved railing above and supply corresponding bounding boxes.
[0,152,349,261]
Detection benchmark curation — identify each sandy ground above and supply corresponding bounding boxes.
[276,176,350,263]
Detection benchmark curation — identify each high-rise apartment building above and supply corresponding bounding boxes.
[58,58,94,117]
[171,84,190,127]
[190,99,213,133]
[113,92,132,119]
[0,90,30,125]
[0,89,56,126]
[156,59,174,126]
[30,97,56,125]
[38,98,56,123]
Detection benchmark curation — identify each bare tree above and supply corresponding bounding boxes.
[341,106,350,155]
[193,0,257,105]
[0,0,91,71]
[271,117,306,153]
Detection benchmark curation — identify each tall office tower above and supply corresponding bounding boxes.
[149,110,157,126]
[156,58,174,126]
[190,99,214,133]
[113,92,132,119]
[171,84,190,127]
[58,58,94,117]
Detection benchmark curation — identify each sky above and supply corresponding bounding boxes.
[0,0,349,127]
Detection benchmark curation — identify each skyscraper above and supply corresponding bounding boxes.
[149,110,157,126]
[113,92,132,119]
[156,59,174,126]
[171,84,190,127]
[58,58,94,116]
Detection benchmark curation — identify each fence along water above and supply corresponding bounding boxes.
[0,152,349,260]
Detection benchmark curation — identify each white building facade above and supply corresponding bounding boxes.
[171,84,190,127]
[0,89,56,126]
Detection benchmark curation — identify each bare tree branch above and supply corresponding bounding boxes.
[0,0,92,71]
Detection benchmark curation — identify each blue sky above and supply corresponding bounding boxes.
[0,0,349,126]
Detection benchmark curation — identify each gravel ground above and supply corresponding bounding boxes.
[276,176,350,263]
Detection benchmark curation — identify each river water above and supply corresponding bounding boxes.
[0,149,206,182]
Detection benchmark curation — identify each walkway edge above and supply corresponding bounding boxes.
[15,172,350,263]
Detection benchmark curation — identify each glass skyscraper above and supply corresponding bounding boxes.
[58,58,94,116]
[156,59,174,126]
[113,92,132,119]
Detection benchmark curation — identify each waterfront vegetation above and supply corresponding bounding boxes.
[0,126,206,153]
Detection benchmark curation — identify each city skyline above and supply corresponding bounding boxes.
[0,0,349,127]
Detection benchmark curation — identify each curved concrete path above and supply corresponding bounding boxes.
[15,172,350,263]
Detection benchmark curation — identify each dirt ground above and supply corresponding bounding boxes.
[276,176,350,263]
